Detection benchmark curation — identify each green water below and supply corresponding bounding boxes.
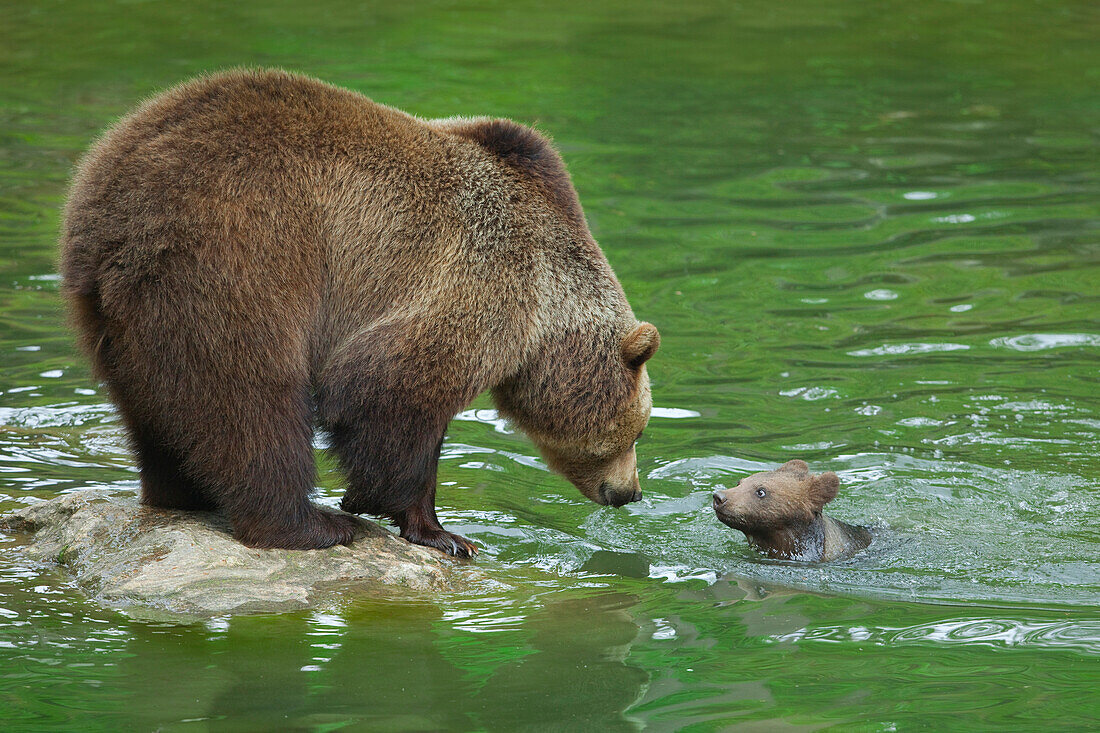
[2,1,1098,729]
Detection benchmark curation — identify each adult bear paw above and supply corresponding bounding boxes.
[401,526,479,559]
[234,506,362,550]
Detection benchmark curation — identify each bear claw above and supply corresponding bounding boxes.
[401,526,478,559]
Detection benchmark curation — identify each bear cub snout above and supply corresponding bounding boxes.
[712,459,871,562]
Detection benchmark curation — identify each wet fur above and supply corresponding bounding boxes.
[59,69,656,554]
[713,460,871,562]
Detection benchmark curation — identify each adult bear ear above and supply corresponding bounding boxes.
[622,322,660,370]
[810,471,840,510]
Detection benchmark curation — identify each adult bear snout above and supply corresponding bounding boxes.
[712,490,726,508]
[601,481,642,507]
[609,489,641,506]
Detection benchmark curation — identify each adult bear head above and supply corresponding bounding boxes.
[434,116,662,509]
[494,321,659,507]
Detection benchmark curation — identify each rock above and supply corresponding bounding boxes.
[0,490,481,618]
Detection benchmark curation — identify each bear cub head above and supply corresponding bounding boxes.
[712,459,838,533]
[711,459,871,562]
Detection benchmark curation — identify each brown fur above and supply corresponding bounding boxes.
[712,460,871,562]
[59,69,658,555]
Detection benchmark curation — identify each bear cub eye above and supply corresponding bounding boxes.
[755,487,767,498]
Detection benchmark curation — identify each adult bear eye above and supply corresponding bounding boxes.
[755,487,767,498]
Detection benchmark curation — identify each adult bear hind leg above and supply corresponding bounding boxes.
[187,391,362,550]
[132,429,217,511]
[106,380,216,511]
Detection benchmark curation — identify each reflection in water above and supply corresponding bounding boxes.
[101,594,646,730]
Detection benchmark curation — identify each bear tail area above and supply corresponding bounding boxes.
[58,231,110,380]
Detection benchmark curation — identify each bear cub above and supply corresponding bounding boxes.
[712,460,871,562]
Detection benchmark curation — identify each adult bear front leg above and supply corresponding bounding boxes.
[318,324,480,558]
[391,440,478,558]
[326,407,477,558]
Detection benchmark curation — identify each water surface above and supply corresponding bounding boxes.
[1,1,1097,729]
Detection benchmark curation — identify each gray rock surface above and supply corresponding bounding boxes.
[0,490,478,618]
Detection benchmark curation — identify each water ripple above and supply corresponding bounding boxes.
[847,342,970,357]
[990,333,1100,351]
[773,617,1100,655]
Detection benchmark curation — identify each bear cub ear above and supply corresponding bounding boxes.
[622,322,660,370]
[809,471,840,510]
[779,459,809,475]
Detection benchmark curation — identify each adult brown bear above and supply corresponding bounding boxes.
[59,69,658,556]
